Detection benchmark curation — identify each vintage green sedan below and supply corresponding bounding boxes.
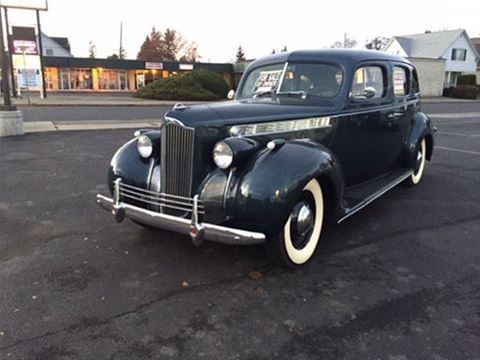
[97,49,435,267]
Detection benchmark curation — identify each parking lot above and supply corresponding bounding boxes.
[1,104,480,359]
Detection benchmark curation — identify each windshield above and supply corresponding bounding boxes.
[238,62,344,101]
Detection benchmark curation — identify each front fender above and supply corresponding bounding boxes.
[226,140,344,236]
[402,112,435,169]
[107,130,160,194]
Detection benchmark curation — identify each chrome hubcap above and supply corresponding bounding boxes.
[415,148,423,173]
[294,203,313,236]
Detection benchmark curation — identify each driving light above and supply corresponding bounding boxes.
[137,135,153,158]
[213,141,233,169]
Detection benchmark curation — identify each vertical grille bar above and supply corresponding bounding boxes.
[161,123,195,203]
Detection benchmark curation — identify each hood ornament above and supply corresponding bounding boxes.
[160,115,186,129]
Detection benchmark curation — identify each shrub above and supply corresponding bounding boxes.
[192,69,230,98]
[456,74,477,86]
[449,85,479,100]
[442,86,455,97]
[134,69,229,101]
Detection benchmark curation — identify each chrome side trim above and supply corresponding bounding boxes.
[230,117,332,137]
[96,194,265,245]
[228,99,420,137]
[338,170,413,224]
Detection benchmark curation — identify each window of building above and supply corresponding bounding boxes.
[44,67,55,90]
[98,69,128,90]
[393,66,409,97]
[451,48,467,61]
[58,68,92,90]
[45,48,53,56]
[351,65,386,99]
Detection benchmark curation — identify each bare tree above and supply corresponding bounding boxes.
[331,33,357,48]
[365,36,390,50]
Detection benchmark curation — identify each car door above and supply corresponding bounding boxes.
[332,62,402,187]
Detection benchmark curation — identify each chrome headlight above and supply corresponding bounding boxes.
[212,141,233,169]
[137,135,153,158]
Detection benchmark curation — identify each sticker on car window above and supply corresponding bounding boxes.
[253,70,283,94]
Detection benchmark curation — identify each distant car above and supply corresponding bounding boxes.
[97,49,435,267]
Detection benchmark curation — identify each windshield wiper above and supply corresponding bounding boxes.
[276,90,307,99]
[253,90,277,98]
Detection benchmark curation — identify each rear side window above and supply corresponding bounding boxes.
[351,66,385,99]
[393,66,409,97]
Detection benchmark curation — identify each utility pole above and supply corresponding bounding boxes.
[119,21,123,59]
[4,8,16,97]
[343,32,347,48]
[36,9,46,98]
[0,6,13,109]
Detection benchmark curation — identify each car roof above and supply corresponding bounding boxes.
[247,49,412,69]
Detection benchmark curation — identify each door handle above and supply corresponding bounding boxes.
[387,112,403,119]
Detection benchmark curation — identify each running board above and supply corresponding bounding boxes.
[338,170,413,224]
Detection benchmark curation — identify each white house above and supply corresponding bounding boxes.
[383,29,479,94]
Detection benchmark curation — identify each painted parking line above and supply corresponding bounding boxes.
[437,131,480,138]
[428,112,480,118]
[436,146,480,156]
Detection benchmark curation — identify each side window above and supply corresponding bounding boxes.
[351,66,385,99]
[412,68,420,94]
[393,66,409,97]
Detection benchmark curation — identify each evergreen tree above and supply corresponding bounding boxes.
[235,45,246,62]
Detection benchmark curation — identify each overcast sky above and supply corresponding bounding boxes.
[7,0,480,62]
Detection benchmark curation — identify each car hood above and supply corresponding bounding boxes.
[164,100,338,128]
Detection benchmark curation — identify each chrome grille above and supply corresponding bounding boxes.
[161,123,195,197]
[119,182,204,214]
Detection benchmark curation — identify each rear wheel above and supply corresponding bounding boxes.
[265,179,324,267]
[405,139,426,186]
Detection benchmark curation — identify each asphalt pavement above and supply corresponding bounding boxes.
[0,105,479,359]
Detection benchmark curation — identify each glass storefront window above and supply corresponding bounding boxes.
[98,69,128,90]
[58,68,93,90]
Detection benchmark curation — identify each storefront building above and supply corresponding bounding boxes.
[42,57,234,92]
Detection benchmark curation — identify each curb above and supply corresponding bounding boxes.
[23,120,159,133]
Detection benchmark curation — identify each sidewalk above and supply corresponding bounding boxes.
[6,92,210,107]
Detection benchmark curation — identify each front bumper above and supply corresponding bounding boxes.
[95,179,266,246]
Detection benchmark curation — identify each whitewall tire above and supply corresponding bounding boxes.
[265,179,324,267]
[406,139,426,186]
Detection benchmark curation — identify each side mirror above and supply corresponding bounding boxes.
[363,86,376,99]
[227,89,235,100]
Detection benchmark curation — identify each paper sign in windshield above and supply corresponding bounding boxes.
[253,70,283,94]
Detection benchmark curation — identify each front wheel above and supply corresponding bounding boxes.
[265,179,324,268]
[405,139,426,187]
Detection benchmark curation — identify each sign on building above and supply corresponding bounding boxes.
[145,62,163,70]
[179,64,194,70]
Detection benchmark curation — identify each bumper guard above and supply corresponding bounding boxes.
[96,179,265,246]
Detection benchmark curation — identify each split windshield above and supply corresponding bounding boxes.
[238,62,344,102]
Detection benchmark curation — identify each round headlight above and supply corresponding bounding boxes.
[137,135,153,158]
[213,141,233,169]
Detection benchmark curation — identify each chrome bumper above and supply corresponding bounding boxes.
[95,180,265,246]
